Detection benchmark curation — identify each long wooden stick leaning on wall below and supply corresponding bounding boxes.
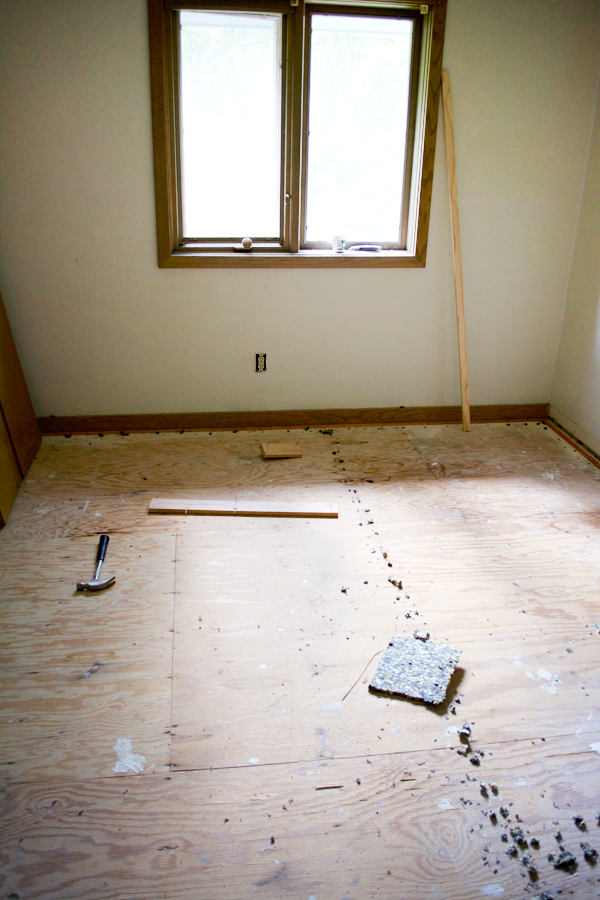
[442,70,470,432]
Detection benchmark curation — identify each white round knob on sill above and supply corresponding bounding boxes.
[242,237,252,250]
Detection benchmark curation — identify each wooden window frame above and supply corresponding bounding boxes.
[148,0,447,268]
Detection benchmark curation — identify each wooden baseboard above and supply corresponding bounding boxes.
[37,404,550,436]
[546,418,600,471]
[549,407,600,459]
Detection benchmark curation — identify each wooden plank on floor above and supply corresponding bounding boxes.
[2,733,600,900]
[11,427,428,500]
[236,499,338,518]
[11,424,596,541]
[149,497,237,515]
[149,497,338,518]
[260,442,303,458]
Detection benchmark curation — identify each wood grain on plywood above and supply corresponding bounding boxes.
[0,532,176,782]
[0,667,172,782]
[2,732,600,900]
[0,534,176,669]
[2,422,600,899]
[168,509,600,769]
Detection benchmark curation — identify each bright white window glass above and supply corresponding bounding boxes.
[305,15,413,244]
[179,12,281,239]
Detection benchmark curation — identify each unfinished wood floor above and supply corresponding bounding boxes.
[1,422,600,900]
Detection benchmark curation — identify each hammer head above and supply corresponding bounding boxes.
[76,575,116,592]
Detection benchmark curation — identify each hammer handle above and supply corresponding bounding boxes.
[96,534,110,563]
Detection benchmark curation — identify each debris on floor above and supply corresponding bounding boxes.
[580,841,598,862]
[369,634,461,704]
[552,849,577,869]
[509,826,526,844]
[521,850,536,871]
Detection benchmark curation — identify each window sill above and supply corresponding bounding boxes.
[159,248,426,268]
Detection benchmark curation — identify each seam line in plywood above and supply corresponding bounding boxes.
[6,730,600,787]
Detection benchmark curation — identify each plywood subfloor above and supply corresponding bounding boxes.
[1,423,600,899]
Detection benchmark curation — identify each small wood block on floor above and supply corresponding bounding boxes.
[148,497,338,518]
[260,442,302,458]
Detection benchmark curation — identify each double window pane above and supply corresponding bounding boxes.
[179,11,282,241]
[305,13,414,247]
[177,7,417,250]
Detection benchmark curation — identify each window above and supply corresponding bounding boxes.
[148,0,447,267]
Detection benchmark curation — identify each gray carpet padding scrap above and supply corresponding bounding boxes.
[369,635,461,705]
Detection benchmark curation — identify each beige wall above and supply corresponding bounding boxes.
[1,0,599,416]
[551,76,600,447]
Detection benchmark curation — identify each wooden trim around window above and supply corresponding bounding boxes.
[147,0,447,267]
[413,0,445,265]
[38,404,550,435]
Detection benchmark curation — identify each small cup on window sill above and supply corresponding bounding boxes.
[332,235,346,253]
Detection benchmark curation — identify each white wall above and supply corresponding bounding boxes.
[551,77,600,449]
[1,0,599,416]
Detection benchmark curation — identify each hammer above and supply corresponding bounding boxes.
[77,534,115,592]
